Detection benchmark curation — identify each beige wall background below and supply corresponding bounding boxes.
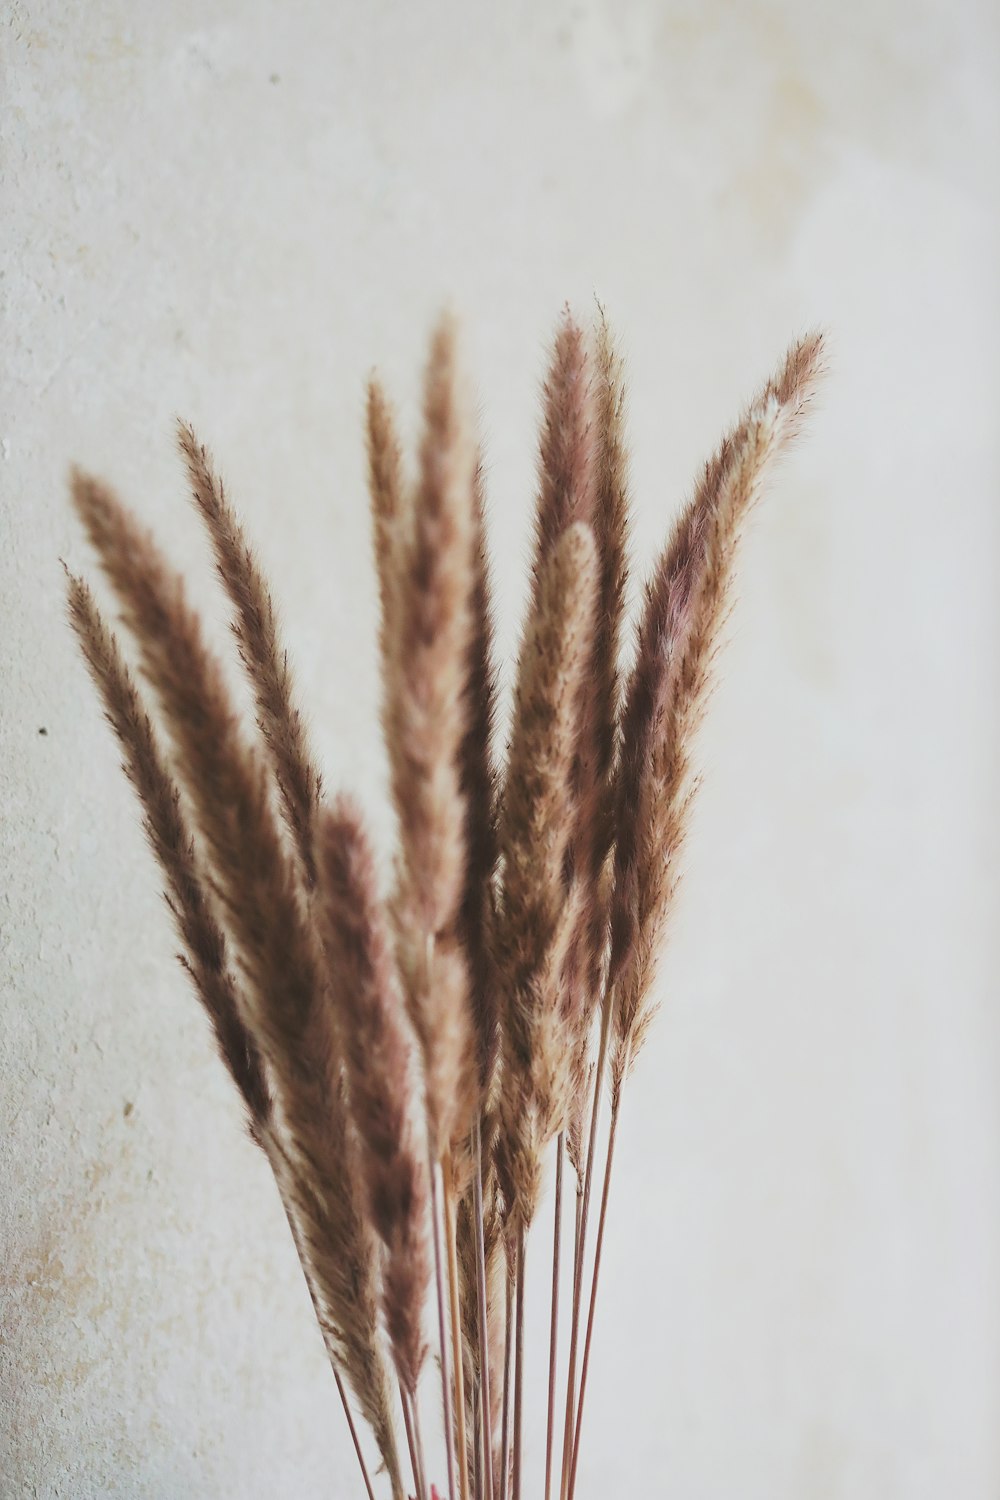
[3,1,999,1495]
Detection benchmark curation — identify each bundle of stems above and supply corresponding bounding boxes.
[67,308,822,1499]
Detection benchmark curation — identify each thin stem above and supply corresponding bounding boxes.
[412,1390,431,1500]
[559,995,612,1500]
[267,1147,383,1499]
[400,1381,427,1500]
[572,1181,583,1318]
[499,1268,514,1500]
[473,1117,495,1500]
[473,1377,484,1500]
[444,1153,472,1500]
[336,1366,378,1500]
[512,1222,526,1500]
[429,1154,458,1500]
[544,1136,564,1500]
[567,1096,621,1500]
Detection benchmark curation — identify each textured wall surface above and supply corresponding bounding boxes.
[3,2,999,1496]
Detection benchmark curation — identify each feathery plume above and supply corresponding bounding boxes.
[383,314,480,1156]
[527,310,597,613]
[458,456,501,1087]
[367,377,410,673]
[317,796,431,1396]
[498,525,600,1060]
[67,311,825,1500]
[66,572,270,1130]
[69,472,401,1488]
[497,521,600,1229]
[567,312,631,956]
[557,312,633,1121]
[587,310,631,781]
[177,422,322,885]
[609,332,826,1097]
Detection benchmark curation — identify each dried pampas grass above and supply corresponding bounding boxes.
[68,308,823,1500]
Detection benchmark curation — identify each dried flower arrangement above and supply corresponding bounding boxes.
[67,309,822,1500]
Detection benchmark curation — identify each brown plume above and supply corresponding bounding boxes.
[366,377,410,677]
[67,311,825,1500]
[458,456,501,1088]
[609,333,826,1097]
[381,315,479,1157]
[497,521,600,1229]
[317,796,431,1397]
[69,471,401,1490]
[66,572,270,1130]
[177,421,322,886]
[527,309,597,613]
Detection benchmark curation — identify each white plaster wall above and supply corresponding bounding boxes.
[3,1,999,1495]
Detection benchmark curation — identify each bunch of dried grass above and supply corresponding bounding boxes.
[68,309,822,1500]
